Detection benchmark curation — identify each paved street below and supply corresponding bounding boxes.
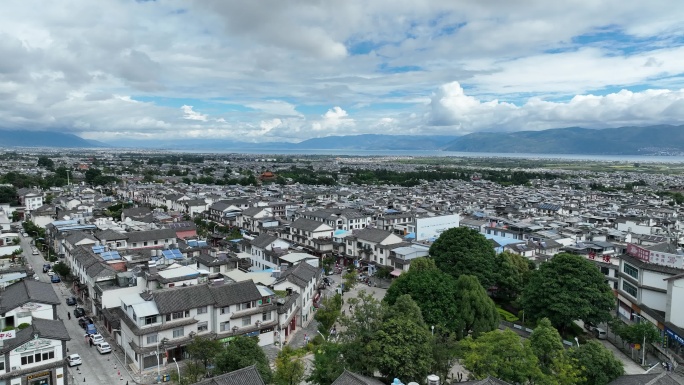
[19,233,132,385]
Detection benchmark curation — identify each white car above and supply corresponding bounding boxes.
[96,342,112,354]
[47,270,55,276]
[67,354,82,366]
[89,334,105,345]
[32,250,39,256]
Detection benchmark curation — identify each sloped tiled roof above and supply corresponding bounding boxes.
[608,373,682,385]
[151,285,215,314]
[191,365,265,385]
[0,280,60,314]
[250,234,279,249]
[291,218,330,232]
[209,280,262,308]
[0,318,70,354]
[353,228,394,243]
[96,229,129,241]
[275,261,319,288]
[331,370,385,385]
[126,228,177,243]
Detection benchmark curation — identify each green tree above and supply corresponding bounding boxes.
[186,336,222,373]
[85,168,102,184]
[308,342,345,385]
[215,336,272,383]
[384,258,462,333]
[568,340,624,385]
[338,291,384,376]
[314,294,343,338]
[459,329,543,384]
[430,227,499,288]
[342,269,358,292]
[375,295,433,383]
[529,318,565,374]
[495,251,533,302]
[0,186,17,204]
[453,275,500,338]
[620,321,661,351]
[520,253,615,331]
[273,346,305,385]
[432,332,459,384]
[37,156,55,170]
[52,262,71,277]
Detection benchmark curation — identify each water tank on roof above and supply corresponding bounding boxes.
[426,375,440,385]
[117,272,134,287]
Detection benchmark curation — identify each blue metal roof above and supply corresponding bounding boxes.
[92,246,106,254]
[187,240,208,248]
[100,251,122,261]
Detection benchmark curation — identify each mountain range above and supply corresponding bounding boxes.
[2,125,684,155]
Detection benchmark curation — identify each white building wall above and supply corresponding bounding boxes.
[641,289,667,312]
[415,214,460,241]
[100,284,145,310]
[642,270,669,291]
[666,279,684,327]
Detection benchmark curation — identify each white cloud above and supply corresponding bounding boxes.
[428,81,684,132]
[181,105,208,122]
[312,107,355,132]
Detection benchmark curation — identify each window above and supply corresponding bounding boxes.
[144,315,158,325]
[600,267,610,276]
[173,327,184,338]
[623,263,639,279]
[220,322,231,332]
[21,355,34,365]
[166,311,185,321]
[197,321,208,332]
[197,306,208,314]
[220,306,229,314]
[0,360,4,371]
[239,302,252,310]
[262,312,272,321]
[144,242,148,246]
[622,281,638,298]
[154,240,159,245]
[147,335,158,344]
[242,317,251,327]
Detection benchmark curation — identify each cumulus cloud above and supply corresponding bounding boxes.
[428,81,684,132]
[312,107,355,132]
[181,105,208,121]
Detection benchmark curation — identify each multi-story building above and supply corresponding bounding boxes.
[114,280,278,372]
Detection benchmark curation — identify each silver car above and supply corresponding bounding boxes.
[67,354,82,366]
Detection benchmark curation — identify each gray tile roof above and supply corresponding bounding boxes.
[241,206,268,217]
[331,370,385,385]
[150,280,262,314]
[122,206,152,218]
[608,373,682,385]
[250,234,279,249]
[0,280,60,314]
[65,231,97,246]
[0,318,70,354]
[275,261,319,289]
[190,365,265,385]
[352,228,395,243]
[96,229,129,241]
[126,228,177,243]
[291,218,330,232]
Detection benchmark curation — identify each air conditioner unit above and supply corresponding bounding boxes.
[11,366,20,371]
[257,299,263,305]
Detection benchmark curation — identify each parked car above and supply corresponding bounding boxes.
[50,275,60,283]
[78,318,89,329]
[74,307,86,318]
[47,270,55,276]
[96,342,112,354]
[66,354,82,367]
[32,250,39,256]
[86,324,97,336]
[89,334,104,345]
[66,296,77,306]
[584,322,596,332]
[42,264,51,273]
[594,327,607,340]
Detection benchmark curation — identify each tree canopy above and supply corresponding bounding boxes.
[384,258,462,332]
[215,336,272,383]
[520,253,615,330]
[337,291,384,376]
[430,227,499,288]
[453,274,500,338]
[495,251,534,302]
[568,340,624,385]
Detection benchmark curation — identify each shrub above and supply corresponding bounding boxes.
[497,307,519,322]
[17,323,30,330]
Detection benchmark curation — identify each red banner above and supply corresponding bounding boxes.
[627,244,650,262]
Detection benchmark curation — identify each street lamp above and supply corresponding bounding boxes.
[172,357,180,384]
[632,313,647,366]
[574,337,580,348]
[431,325,434,336]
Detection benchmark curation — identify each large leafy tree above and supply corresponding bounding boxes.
[453,275,500,338]
[338,291,384,376]
[430,227,499,288]
[375,295,433,383]
[529,318,565,373]
[384,258,461,332]
[495,251,533,302]
[520,253,615,331]
[273,346,305,385]
[308,342,345,385]
[215,336,272,383]
[459,329,544,384]
[186,336,222,373]
[314,294,343,338]
[568,340,624,385]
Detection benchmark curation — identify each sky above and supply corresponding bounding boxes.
[1,0,684,144]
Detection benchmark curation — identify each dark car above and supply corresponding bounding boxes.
[50,275,61,283]
[42,264,51,273]
[66,296,77,306]
[78,317,88,329]
[74,307,86,318]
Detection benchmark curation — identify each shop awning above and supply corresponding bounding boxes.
[390,269,403,277]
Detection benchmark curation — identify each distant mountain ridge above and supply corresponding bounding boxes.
[0,129,106,148]
[443,125,684,155]
[3,125,684,155]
